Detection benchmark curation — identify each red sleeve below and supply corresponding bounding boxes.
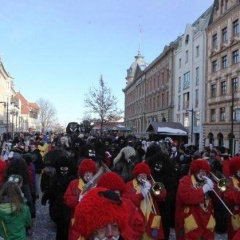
[64,180,80,210]
[222,160,230,178]
[177,176,205,205]
[224,180,240,205]
[123,181,144,207]
[121,198,145,240]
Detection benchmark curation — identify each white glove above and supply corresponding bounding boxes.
[202,176,214,193]
[144,180,151,191]
[141,188,149,198]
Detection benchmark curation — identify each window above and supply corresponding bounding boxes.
[178,77,181,92]
[196,45,199,57]
[178,95,181,110]
[185,34,189,45]
[233,19,239,36]
[232,77,238,92]
[222,55,228,68]
[221,81,227,95]
[211,84,217,97]
[213,34,218,48]
[196,67,199,86]
[183,72,190,89]
[233,50,239,64]
[220,107,226,121]
[195,111,200,126]
[212,60,218,72]
[195,89,199,108]
[226,0,229,10]
[179,58,181,68]
[183,92,189,109]
[211,109,216,122]
[185,50,189,63]
[222,27,228,42]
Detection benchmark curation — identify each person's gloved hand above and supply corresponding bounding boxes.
[141,188,149,198]
[144,180,151,191]
[202,176,214,193]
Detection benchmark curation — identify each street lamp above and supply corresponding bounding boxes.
[186,108,194,144]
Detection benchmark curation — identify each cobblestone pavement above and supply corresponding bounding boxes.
[27,198,228,240]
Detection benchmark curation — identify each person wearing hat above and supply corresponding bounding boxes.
[97,171,145,240]
[124,162,167,240]
[112,146,136,183]
[175,158,216,240]
[224,156,240,240]
[64,158,97,240]
[74,187,128,240]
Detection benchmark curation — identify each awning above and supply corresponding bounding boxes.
[146,122,188,136]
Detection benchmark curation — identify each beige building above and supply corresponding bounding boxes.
[123,43,176,138]
[204,0,240,154]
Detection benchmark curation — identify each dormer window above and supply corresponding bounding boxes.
[185,34,189,45]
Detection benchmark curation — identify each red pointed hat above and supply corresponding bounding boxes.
[74,187,128,239]
[190,159,211,175]
[229,156,240,176]
[97,172,125,194]
[78,158,97,177]
[133,162,151,178]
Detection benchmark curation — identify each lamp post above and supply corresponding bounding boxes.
[186,108,194,144]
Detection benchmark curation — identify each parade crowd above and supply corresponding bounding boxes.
[0,126,239,240]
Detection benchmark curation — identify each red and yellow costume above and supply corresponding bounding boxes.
[175,159,216,240]
[97,171,145,240]
[64,159,96,240]
[224,156,240,240]
[124,162,167,240]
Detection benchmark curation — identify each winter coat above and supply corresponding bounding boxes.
[31,149,45,174]
[0,202,31,239]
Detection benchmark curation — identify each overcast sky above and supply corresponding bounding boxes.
[0,0,213,126]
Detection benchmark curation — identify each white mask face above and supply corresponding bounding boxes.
[196,170,207,181]
[93,223,120,240]
[236,170,240,178]
[83,171,93,182]
[137,174,147,184]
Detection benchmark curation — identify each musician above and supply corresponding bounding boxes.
[224,156,240,240]
[64,158,97,240]
[124,162,167,240]
[74,187,128,240]
[97,171,145,240]
[175,159,216,240]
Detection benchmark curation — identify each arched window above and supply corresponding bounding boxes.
[208,132,214,144]
[217,133,224,147]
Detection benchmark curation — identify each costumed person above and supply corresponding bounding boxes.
[175,158,216,240]
[74,187,128,240]
[124,162,167,240]
[224,156,240,240]
[145,143,178,239]
[97,171,145,240]
[112,146,136,183]
[64,158,97,240]
[0,181,31,239]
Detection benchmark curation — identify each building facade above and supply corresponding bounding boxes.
[174,7,212,151]
[204,0,240,154]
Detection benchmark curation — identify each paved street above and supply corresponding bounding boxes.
[27,198,228,240]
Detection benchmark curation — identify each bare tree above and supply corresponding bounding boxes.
[36,98,57,133]
[84,75,122,134]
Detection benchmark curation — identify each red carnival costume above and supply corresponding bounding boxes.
[74,187,128,240]
[175,159,216,240]
[64,159,97,240]
[97,171,145,240]
[124,162,167,240]
[224,156,240,240]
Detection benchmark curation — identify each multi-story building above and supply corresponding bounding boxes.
[205,0,240,154]
[174,7,212,151]
[123,42,176,138]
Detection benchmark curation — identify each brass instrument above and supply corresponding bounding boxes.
[149,175,165,196]
[81,162,111,195]
[209,172,230,192]
[204,174,234,217]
